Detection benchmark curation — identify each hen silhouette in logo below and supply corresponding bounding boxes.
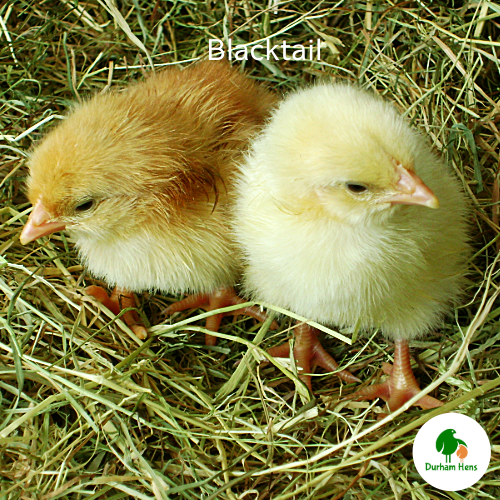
[436,429,467,463]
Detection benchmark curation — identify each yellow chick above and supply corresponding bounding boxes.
[234,84,470,411]
[20,61,276,341]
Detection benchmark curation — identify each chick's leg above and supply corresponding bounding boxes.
[85,286,148,340]
[348,339,443,412]
[267,323,360,390]
[165,286,278,346]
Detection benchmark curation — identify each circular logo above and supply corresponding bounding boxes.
[413,413,491,491]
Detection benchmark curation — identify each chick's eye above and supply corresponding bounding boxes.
[346,183,368,194]
[74,199,96,213]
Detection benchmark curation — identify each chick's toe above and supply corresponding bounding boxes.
[348,339,443,412]
[165,286,278,346]
[86,285,148,340]
[267,323,360,390]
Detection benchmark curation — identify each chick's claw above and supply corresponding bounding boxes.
[164,286,279,346]
[85,285,148,340]
[267,323,360,390]
[348,339,443,412]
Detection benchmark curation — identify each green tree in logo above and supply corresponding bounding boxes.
[436,429,467,463]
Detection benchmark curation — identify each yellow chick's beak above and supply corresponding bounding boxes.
[20,200,66,245]
[385,163,440,209]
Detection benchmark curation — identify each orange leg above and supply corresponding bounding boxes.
[267,323,360,390]
[348,339,443,412]
[164,286,278,346]
[85,286,148,340]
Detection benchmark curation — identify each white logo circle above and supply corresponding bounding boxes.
[413,412,491,491]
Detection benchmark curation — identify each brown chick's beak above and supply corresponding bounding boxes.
[386,163,440,209]
[20,200,66,244]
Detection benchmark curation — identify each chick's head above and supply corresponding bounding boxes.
[256,84,438,225]
[21,92,214,245]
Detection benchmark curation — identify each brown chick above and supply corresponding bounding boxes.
[20,60,276,341]
[234,84,470,411]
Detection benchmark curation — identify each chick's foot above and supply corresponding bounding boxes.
[164,286,278,346]
[348,339,443,412]
[267,323,360,390]
[85,286,148,340]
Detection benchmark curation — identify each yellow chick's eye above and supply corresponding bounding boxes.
[345,182,368,194]
[74,198,96,213]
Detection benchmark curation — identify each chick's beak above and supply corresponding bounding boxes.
[20,200,66,244]
[385,163,439,209]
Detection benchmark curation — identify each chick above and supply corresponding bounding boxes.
[20,60,276,341]
[234,84,470,411]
